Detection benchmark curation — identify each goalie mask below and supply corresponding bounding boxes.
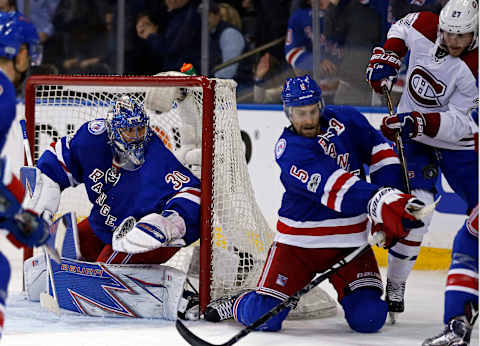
[281,74,325,120]
[106,96,151,170]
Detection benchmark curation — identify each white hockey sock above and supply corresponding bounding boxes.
[387,230,424,283]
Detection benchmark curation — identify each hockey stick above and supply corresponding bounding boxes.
[381,85,410,325]
[176,243,371,346]
[18,113,61,264]
[382,85,410,194]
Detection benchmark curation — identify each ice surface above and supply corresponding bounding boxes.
[2,267,478,346]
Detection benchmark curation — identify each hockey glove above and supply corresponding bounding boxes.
[380,112,440,142]
[368,187,425,248]
[3,209,50,248]
[366,47,401,94]
[112,210,187,254]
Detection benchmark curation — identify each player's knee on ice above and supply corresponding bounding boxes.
[235,291,291,331]
[340,288,387,333]
[0,252,11,297]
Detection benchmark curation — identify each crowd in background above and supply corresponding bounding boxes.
[1,0,448,105]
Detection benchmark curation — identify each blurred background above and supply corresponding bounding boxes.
[10,0,448,105]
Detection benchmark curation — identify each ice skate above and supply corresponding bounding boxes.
[422,318,472,346]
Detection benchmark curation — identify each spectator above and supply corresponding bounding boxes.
[390,0,446,21]
[217,2,242,30]
[284,0,339,103]
[133,10,164,75]
[324,0,382,105]
[55,0,112,74]
[161,0,202,71]
[209,2,245,79]
[16,0,61,44]
[285,0,335,76]
[255,0,291,63]
[253,52,295,103]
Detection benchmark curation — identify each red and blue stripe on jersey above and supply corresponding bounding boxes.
[275,105,401,248]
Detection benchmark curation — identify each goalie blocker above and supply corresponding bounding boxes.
[25,212,198,320]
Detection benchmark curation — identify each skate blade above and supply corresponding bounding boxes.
[389,311,396,325]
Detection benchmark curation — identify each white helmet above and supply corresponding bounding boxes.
[439,0,478,50]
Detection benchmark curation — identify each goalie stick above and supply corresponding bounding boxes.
[175,242,371,346]
[19,112,61,265]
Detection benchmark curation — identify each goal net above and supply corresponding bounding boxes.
[24,74,336,318]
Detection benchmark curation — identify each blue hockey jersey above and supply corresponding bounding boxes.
[285,7,326,70]
[36,119,201,246]
[0,69,17,152]
[274,105,403,248]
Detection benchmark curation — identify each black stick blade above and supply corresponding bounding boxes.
[176,320,220,346]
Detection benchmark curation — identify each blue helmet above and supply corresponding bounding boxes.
[106,96,151,169]
[281,74,323,107]
[0,12,42,65]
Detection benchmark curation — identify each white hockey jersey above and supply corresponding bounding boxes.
[386,11,478,150]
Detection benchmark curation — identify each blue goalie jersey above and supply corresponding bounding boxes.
[274,105,403,248]
[36,119,201,246]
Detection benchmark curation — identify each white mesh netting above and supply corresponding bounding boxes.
[27,75,335,319]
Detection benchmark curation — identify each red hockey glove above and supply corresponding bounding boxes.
[368,187,425,248]
[366,47,401,94]
[380,112,440,142]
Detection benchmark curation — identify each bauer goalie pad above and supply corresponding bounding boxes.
[25,212,80,302]
[42,255,187,319]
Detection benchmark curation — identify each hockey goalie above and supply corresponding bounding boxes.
[22,91,202,320]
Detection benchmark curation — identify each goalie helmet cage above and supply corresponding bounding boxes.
[23,74,336,319]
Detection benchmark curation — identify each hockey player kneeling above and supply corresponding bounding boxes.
[204,75,429,333]
[22,96,201,320]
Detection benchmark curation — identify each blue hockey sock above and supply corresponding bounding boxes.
[340,287,387,333]
[235,291,290,331]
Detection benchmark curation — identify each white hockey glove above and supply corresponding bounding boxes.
[21,167,60,225]
[112,210,187,254]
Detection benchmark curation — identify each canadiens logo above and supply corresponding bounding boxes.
[275,138,286,159]
[408,66,446,107]
[88,119,107,135]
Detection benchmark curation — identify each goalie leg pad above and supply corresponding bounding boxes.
[24,253,47,302]
[341,287,387,333]
[43,254,187,319]
[234,291,290,332]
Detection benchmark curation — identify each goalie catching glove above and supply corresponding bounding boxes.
[367,187,426,248]
[112,210,186,253]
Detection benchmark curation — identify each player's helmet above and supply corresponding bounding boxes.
[106,96,151,169]
[439,0,478,50]
[0,12,42,65]
[281,74,324,118]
